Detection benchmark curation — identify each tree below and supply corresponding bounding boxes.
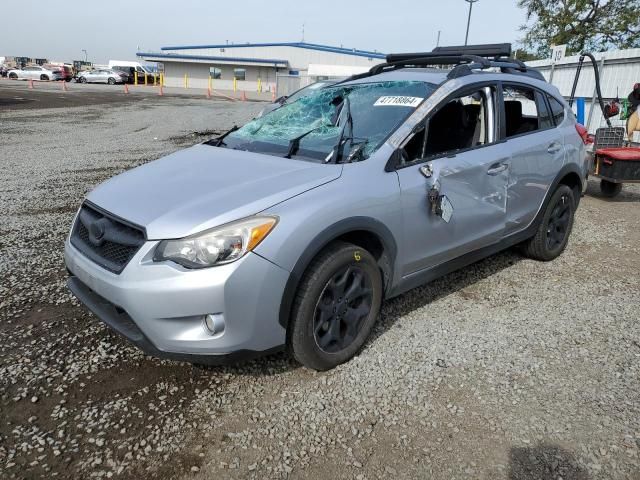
[513,48,542,62]
[518,0,640,58]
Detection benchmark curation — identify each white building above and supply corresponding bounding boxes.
[527,48,640,131]
[137,42,386,95]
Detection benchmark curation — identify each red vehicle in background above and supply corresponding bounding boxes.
[46,64,74,82]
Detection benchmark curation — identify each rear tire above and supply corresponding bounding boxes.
[40,74,49,81]
[522,185,575,261]
[108,77,116,85]
[288,241,382,371]
[600,179,622,198]
[79,77,87,83]
[9,73,17,79]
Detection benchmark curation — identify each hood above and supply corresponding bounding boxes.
[87,144,342,239]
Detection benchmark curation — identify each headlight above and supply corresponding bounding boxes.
[153,216,277,269]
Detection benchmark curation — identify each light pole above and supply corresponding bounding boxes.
[82,49,87,62]
[464,0,479,46]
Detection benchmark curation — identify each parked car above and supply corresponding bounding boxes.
[77,69,124,85]
[52,65,74,82]
[65,44,588,371]
[110,68,132,84]
[259,79,343,117]
[7,65,63,81]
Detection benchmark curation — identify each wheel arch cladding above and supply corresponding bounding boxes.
[557,169,583,207]
[277,217,397,329]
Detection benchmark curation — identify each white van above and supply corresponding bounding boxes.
[108,60,156,83]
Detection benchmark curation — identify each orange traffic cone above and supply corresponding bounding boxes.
[62,80,68,91]
[271,88,276,102]
[241,91,247,102]
[158,84,163,96]
[123,83,129,94]
[207,87,212,99]
[28,79,34,89]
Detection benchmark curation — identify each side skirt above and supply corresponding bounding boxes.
[388,218,536,299]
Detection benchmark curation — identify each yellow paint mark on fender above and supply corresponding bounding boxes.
[354,251,361,262]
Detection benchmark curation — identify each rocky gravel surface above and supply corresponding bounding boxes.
[1,90,639,480]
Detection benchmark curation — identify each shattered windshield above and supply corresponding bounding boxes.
[220,80,437,163]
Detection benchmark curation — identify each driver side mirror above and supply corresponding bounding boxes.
[275,95,288,105]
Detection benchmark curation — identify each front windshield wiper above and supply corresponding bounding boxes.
[284,125,327,159]
[205,125,239,147]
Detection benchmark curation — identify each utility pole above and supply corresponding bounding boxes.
[436,30,441,48]
[82,49,87,63]
[464,0,479,46]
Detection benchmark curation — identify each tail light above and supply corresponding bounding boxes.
[575,123,593,145]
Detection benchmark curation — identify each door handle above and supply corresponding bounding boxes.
[547,143,562,154]
[487,163,508,176]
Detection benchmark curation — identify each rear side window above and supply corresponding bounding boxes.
[547,95,565,125]
[536,92,553,130]
[502,84,547,138]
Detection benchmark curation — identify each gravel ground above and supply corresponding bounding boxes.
[0,88,639,480]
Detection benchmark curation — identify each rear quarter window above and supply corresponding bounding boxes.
[547,95,565,125]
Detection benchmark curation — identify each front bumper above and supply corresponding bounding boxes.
[65,238,289,364]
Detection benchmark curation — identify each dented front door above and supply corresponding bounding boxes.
[396,144,510,276]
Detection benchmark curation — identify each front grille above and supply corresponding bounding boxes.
[71,203,146,274]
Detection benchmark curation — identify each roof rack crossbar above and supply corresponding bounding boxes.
[369,54,491,76]
[343,44,544,83]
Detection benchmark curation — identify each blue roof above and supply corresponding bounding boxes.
[136,51,288,66]
[159,42,386,60]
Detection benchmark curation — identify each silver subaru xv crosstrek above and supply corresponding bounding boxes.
[65,45,588,371]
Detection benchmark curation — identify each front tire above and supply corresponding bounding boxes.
[288,242,382,371]
[108,77,116,85]
[79,77,87,83]
[522,185,575,261]
[40,74,49,81]
[9,72,17,79]
[600,179,622,198]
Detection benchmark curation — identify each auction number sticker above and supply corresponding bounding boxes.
[374,96,424,108]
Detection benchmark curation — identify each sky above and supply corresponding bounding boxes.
[1,0,528,63]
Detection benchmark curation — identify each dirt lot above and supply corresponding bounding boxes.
[0,85,639,480]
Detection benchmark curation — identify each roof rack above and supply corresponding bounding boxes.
[347,43,545,82]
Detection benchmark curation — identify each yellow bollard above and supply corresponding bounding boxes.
[144,71,147,86]
[257,78,262,93]
[160,73,165,87]
[184,73,188,89]
[208,76,212,92]
[153,74,157,86]
[233,77,237,93]
[134,71,138,86]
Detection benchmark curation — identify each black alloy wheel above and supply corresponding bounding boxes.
[313,265,373,353]
[545,192,571,250]
[288,241,383,371]
[522,184,575,261]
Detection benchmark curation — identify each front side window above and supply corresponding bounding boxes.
[234,68,246,81]
[220,80,437,163]
[503,84,544,137]
[401,87,493,163]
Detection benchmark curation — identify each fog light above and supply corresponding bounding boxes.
[204,313,225,336]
